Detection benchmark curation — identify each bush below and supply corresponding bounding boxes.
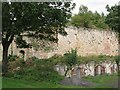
[62,49,78,76]
[48,54,63,65]
[63,49,78,67]
[114,55,120,65]
[8,55,19,62]
[8,57,64,83]
[77,55,115,64]
[8,56,25,75]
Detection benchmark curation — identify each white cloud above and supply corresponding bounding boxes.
[72,0,120,15]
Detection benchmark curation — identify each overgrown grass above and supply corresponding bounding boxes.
[5,55,119,88]
[7,56,64,82]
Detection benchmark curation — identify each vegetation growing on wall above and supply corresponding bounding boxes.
[70,5,109,29]
[77,55,116,64]
[49,54,118,65]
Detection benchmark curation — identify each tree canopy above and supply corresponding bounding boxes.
[105,4,120,37]
[70,5,108,29]
[2,2,75,75]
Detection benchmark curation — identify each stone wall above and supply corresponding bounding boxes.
[57,27,118,56]
[54,61,118,77]
[0,27,119,61]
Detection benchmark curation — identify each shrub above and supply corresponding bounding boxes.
[9,57,64,83]
[114,55,120,65]
[63,49,78,67]
[8,55,19,62]
[62,49,78,76]
[77,55,116,64]
[8,56,25,75]
[48,54,63,65]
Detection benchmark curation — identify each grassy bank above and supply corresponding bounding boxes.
[83,73,118,88]
[2,74,118,88]
[2,77,82,88]
[3,55,118,88]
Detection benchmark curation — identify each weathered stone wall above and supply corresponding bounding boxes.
[0,27,119,61]
[57,27,118,56]
[54,61,118,77]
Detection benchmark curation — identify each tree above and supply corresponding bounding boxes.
[2,2,75,75]
[105,4,120,74]
[114,56,120,73]
[106,4,120,33]
[63,49,78,77]
[71,9,93,28]
[79,4,88,14]
[70,5,108,29]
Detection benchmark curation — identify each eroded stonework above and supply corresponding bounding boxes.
[57,27,118,56]
[54,61,119,77]
[0,27,119,61]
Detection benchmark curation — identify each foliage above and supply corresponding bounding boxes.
[114,55,120,76]
[2,73,118,88]
[114,55,120,65]
[105,4,120,34]
[105,4,120,41]
[8,57,25,75]
[48,54,63,65]
[79,5,88,14]
[77,55,115,64]
[62,49,78,76]
[5,53,119,87]
[105,4,120,73]
[70,5,108,29]
[47,52,117,66]
[7,57,63,83]
[63,49,78,67]
[8,55,19,62]
[2,2,75,45]
[2,2,75,74]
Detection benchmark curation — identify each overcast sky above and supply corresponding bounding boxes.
[72,0,120,15]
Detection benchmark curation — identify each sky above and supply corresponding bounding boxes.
[72,0,120,15]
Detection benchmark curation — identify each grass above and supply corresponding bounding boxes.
[2,77,82,88]
[2,73,118,88]
[83,73,118,88]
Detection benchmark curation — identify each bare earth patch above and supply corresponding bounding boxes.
[60,76,94,87]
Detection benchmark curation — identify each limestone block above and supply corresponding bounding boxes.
[105,62,112,74]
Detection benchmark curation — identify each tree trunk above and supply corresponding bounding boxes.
[2,44,9,76]
[2,34,14,76]
[117,64,120,76]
